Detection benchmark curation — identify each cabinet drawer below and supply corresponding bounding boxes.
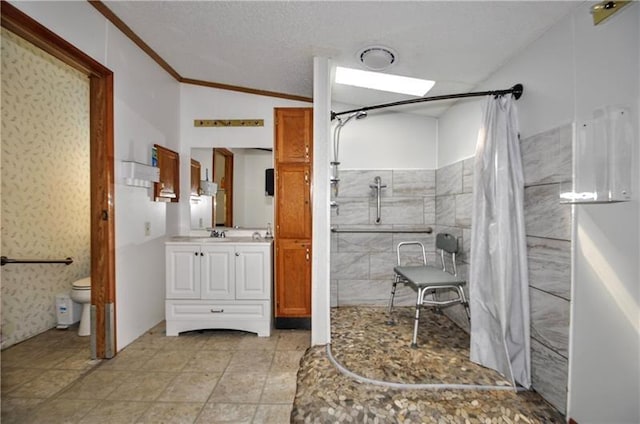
[166,300,268,321]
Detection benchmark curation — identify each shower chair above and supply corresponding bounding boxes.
[388,233,470,348]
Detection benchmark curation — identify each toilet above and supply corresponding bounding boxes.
[70,277,91,336]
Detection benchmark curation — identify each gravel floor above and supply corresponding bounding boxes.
[291,306,564,423]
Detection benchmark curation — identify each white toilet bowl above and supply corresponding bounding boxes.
[70,277,91,336]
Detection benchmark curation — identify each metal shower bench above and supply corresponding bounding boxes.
[388,233,470,348]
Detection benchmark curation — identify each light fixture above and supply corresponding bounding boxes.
[357,46,397,71]
[335,66,435,97]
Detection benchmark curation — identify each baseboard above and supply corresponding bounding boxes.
[275,317,311,330]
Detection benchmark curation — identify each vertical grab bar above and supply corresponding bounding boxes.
[369,176,387,224]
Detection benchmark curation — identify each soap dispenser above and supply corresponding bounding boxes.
[265,223,273,239]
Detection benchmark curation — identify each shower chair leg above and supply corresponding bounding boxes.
[386,276,399,325]
[457,286,471,321]
[411,288,425,349]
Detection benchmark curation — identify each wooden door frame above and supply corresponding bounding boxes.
[1,1,116,358]
[212,148,234,227]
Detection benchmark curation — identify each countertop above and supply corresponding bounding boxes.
[166,235,274,245]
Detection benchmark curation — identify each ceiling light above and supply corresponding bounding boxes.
[335,66,435,97]
[357,46,397,71]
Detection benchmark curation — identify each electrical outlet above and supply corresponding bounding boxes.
[144,221,151,236]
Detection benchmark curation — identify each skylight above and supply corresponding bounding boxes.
[335,66,435,97]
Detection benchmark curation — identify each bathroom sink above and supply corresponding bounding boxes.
[194,237,230,242]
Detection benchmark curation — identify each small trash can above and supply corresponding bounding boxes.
[56,292,80,328]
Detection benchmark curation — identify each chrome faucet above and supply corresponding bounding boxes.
[210,229,226,238]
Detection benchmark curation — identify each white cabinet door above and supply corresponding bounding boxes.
[201,245,235,300]
[235,245,271,300]
[166,245,200,299]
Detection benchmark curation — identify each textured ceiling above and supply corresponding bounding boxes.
[104,1,581,116]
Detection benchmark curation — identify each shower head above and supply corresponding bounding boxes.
[338,110,367,128]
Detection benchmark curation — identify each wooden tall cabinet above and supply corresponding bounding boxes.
[274,108,313,328]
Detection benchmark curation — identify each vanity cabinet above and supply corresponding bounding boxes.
[165,240,272,337]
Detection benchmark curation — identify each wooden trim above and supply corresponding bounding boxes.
[90,73,116,357]
[2,0,116,358]
[181,78,313,103]
[212,149,234,227]
[88,1,314,103]
[88,1,181,81]
[1,1,109,77]
[568,419,578,424]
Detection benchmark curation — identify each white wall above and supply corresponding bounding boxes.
[332,102,438,170]
[439,3,640,423]
[11,1,181,350]
[177,84,311,235]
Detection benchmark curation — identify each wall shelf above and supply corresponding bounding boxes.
[119,161,160,188]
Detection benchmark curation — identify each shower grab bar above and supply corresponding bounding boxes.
[331,227,432,234]
[369,176,387,224]
[1,256,73,266]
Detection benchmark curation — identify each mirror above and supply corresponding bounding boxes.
[190,148,274,229]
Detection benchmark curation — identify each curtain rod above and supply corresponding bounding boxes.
[331,83,523,120]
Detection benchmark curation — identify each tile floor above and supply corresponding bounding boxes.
[1,322,310,423]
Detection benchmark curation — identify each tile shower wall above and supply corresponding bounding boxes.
[1,29,91,348]
[434,124,573,414]
[330,170,436,307]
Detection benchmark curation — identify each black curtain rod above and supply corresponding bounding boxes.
[331,83,523,120]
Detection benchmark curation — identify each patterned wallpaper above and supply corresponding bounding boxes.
[1,29,91,348]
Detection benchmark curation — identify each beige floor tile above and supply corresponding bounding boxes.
[27,398,99,424]
[236,335,278,351]
[31,348,79,369]
[260,371,298,404]
[226,350,274,372]
[99,346,159,370]
[252,403,293,424]
[157,371,221,403]
[136,401,204,424]
[183,350,233,372]
[78,400,150,424]
[106,371,177,402]
[196,402,257,423]
[6,369,84,398]
[1,345,47,368]
[0,367,43,394]
[58,369,129,400]
[129,332,172,350]
[0,397,46,424]
[163,333,208,350]
[142,349,193,372]
[276,331,310,351]
[55,350,102,371]
[201,334,246,351]
[271,350,305,371]
[209,371,267,403]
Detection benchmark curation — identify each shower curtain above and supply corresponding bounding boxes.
[469,95,531,388]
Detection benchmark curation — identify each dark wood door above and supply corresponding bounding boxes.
[276,163,311,239]
[275,239,311,317]
[274,107,313,326]
[275,108,312,164]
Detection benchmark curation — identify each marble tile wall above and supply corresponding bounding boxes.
[330,170,436,307]
[434,123,573,414]
[520,124,572,414]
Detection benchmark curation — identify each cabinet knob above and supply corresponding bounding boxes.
[200,252,204,256]
[235,252,240,257]
[194,252,198,256]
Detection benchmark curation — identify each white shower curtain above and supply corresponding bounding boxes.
[469,95,531,388]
